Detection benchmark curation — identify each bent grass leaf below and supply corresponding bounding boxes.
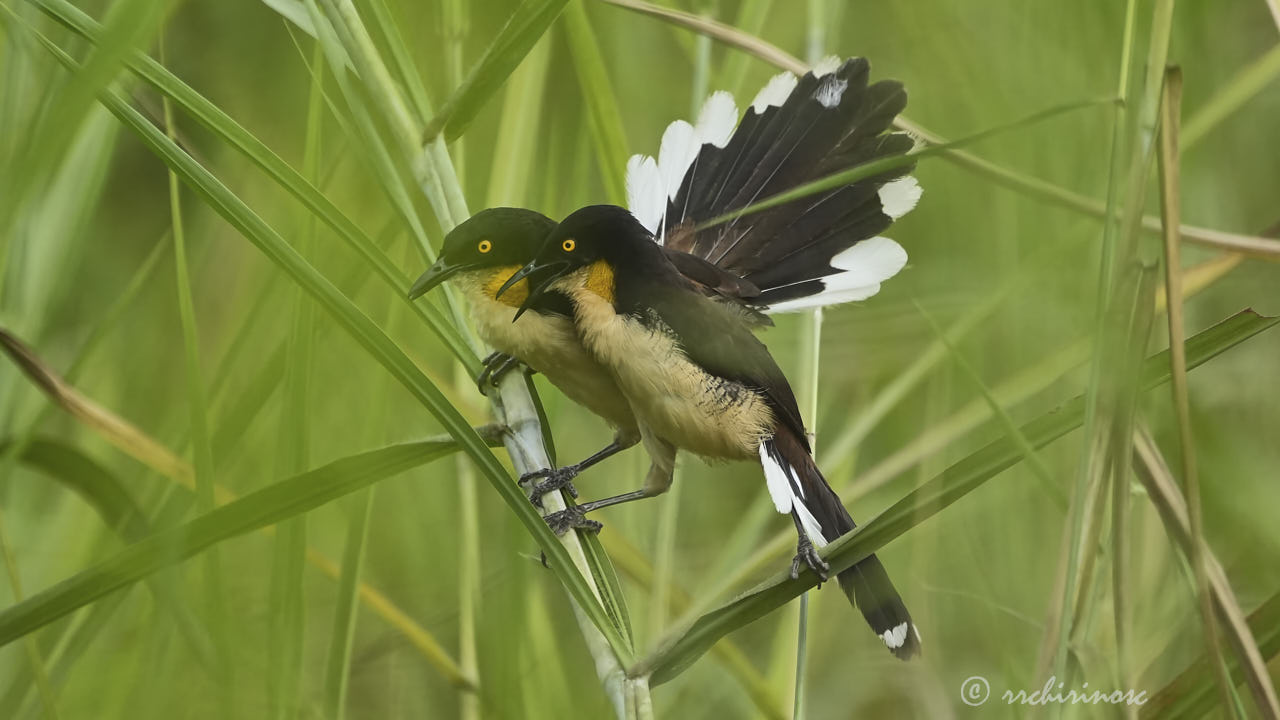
[639,310,1278,686]
[0,319,503,688]
[6,438,151,543]
[1133,430,1280,719]
[0,441,458,648]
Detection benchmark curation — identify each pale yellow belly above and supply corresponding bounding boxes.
[570,290,770,461]
[459,282,638,437]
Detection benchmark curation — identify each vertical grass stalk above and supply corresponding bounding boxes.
[1155,66,1236,717]
[268,36,326,720]
[0,507,59,720]
[1047,0,1150,687]
[791,5,828,714]
[159,34,232,716]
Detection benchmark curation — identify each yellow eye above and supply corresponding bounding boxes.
[562,239,576,252]
[477,240,492,253]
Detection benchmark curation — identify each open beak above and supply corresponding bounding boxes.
[496,258,571,322]
[408,259,465,299]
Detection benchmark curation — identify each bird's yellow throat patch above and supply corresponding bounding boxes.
[482,260,614,309]
[483,266,528,308]
[583,260,615,303]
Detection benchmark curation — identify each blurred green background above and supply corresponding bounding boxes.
[1,0,1278,718]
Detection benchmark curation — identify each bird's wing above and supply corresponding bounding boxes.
[625,57,920,314]
[642,285,808,447]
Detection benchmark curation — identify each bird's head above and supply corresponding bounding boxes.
[407,208,556,305]
[497,205,653,319]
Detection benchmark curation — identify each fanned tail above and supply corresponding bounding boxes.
[630,57,921,313]
[760,428,921,659]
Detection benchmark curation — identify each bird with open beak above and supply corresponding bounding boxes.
[414,56,923,657]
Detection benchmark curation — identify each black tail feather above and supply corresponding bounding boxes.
[663,58,916,301]
[767,430,921,659]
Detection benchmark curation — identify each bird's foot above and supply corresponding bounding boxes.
[475,352,522,395]
[519,466,580,508]
[790,535,829,585]
[543,506,603,536]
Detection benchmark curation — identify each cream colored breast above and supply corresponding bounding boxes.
[567,285,770,461]
[453,272,638,435]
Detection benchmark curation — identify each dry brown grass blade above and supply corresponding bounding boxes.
[1156,65,1254,718]
[598,0,1280,260]
[1132,428,1280,719]
[0,325,497,690]
[599,0,805,75]
[1,327,191,482]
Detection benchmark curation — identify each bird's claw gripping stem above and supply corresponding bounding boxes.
[519,466,581,508]
[475,352,522,395]
[543,506,603,536]
[790,534,829,584]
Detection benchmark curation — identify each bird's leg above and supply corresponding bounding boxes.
[474,352,525,394]
[520,437,635,508]
[542,490,651,536]
[543,435,674,535]
[789,512,830,585]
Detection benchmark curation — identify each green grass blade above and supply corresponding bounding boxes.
[1182,43,1280,151]
[260,0,321,40]
[267,37,325,720]
[2,0,170,232]
[4,438,217,668]
[0,440,460,646]
[639,309,1279,686]
[1055,0,1172,688]
[313,0,464,229]
[423,0,569,143]
[7,438,150,541]
[2,106,120,341]
[321,487,373,720]
[0,323,488,692]
[158,45,233,713]
[484,33,551,207]
[913,299,1064,505]
[561,0,629,205]
[0,509,59,720]
[363,0,432,126]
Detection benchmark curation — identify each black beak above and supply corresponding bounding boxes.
[408,259,463,299]
[496,258,571,322]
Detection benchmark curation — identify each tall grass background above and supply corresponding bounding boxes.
[1,0,1279,718]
